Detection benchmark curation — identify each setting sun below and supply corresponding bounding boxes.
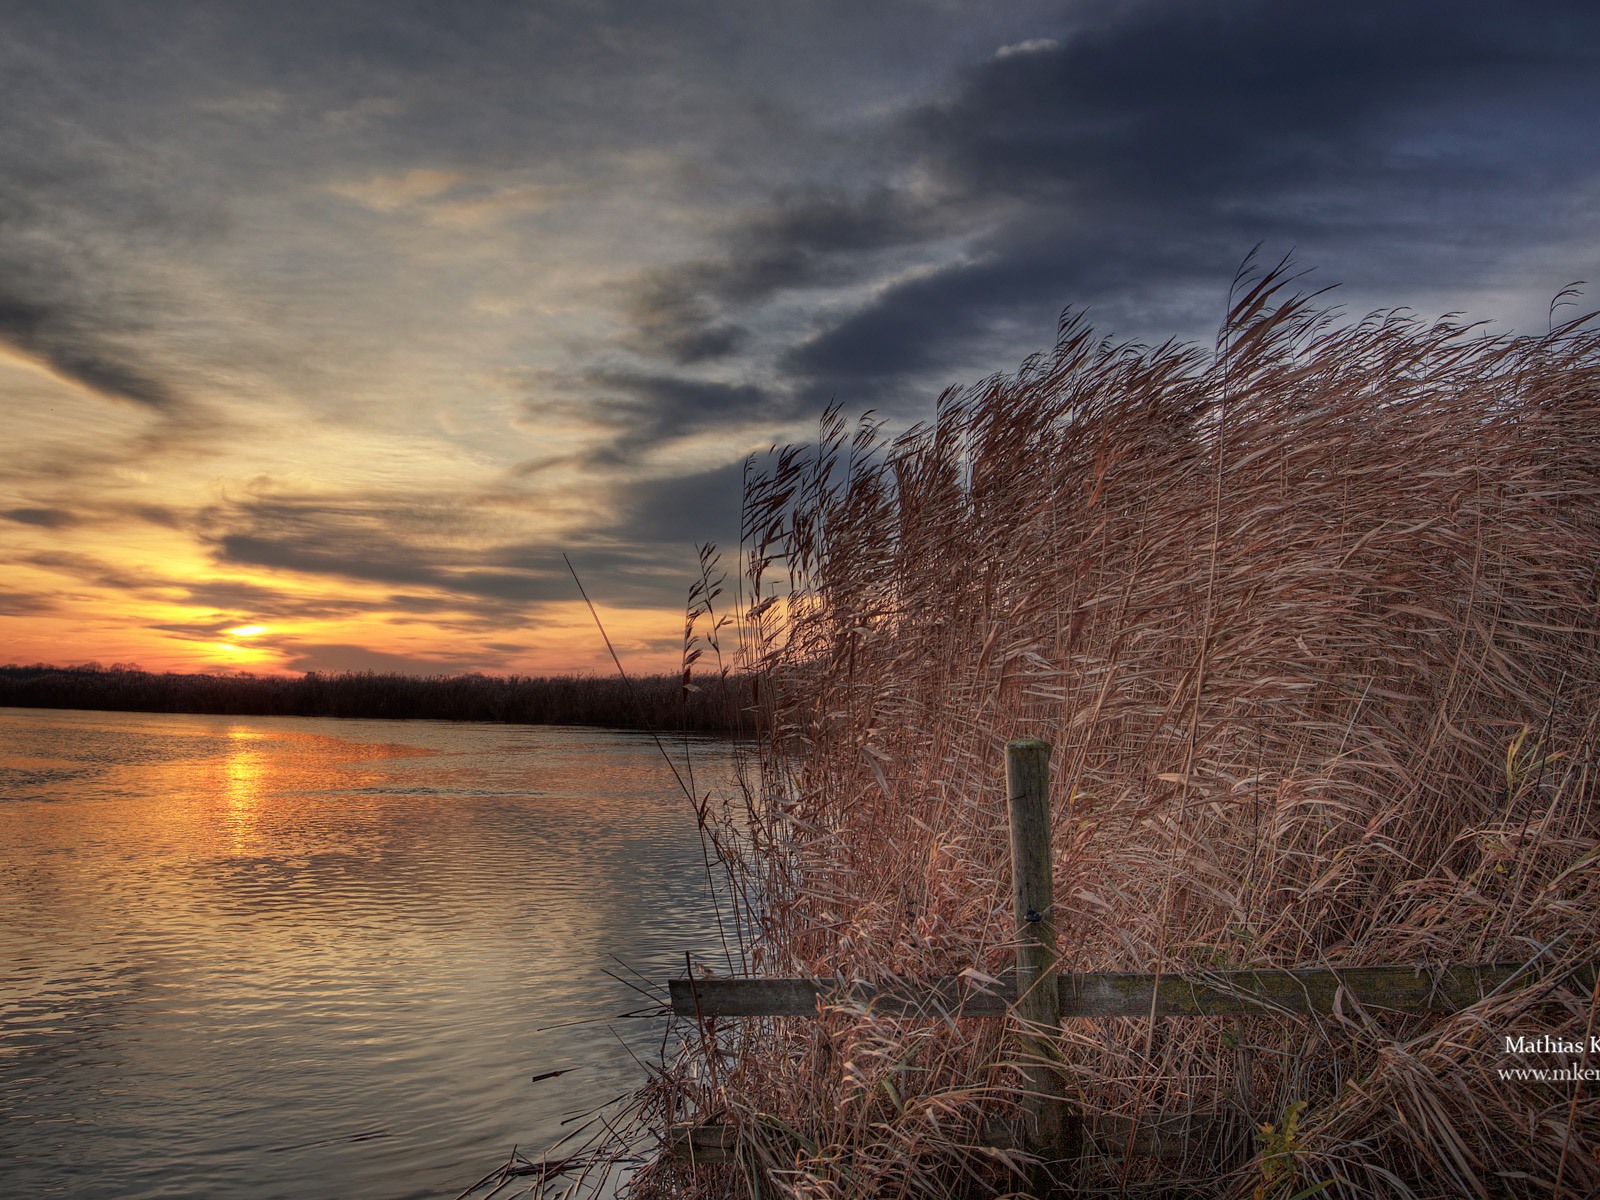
[210,641,274,667]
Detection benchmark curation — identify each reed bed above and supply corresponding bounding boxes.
[512,269,1600,1200]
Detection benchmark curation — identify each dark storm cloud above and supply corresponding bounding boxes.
[783,260,1024,388]
[781,222,1229,400]
[793,0,1600,381]
[630,0,1600,414]
[0,285,180,411]
[624,286,748,366]
[491,543,705,609]
[623,186,970,363]
[0,26,214,416]
[571,371,782,464]
[623,461,746,551]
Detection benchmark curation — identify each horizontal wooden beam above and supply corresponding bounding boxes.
[663,1112,1223,1166]
[670,962,1581,1019]
[665,1121,738,1165]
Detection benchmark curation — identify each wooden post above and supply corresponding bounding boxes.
[1006,737,1072,1190]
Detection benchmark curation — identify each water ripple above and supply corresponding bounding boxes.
[0,707,740,1200]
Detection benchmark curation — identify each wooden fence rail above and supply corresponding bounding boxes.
[667,961,1544,1021]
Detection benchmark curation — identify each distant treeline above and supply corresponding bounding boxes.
[0,663,752,733]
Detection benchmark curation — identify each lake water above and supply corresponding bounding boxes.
[0,707,740,1199]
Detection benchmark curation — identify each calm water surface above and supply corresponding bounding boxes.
[0,707,738,1199]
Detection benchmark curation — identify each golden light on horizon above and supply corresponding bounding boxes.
[210,641,274,668]
[226,624,269,638]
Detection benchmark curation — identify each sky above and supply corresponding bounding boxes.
[2,0,1598,677]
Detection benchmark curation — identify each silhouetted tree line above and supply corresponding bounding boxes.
[0,663,753,732]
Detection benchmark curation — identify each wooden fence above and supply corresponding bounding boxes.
[662,739,1585,1187]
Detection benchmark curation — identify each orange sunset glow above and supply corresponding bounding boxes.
[2,337,755,676]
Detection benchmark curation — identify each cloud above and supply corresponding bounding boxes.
[0,287,180,410]
[623,460,747,551]
[611,0,1600,415]
[621,185,970,363]
[176,579,371,620]
[4,507,80,529]
[0,587,55,616]
[148,618,247,641]
[0,37,220,418]
[199,489,705,610]
[329,168,466,212]
[383,592,462,614]
[993,38,1058,59]
[208,528,585,604]
[780,222,1238,404]
[128,505,185,528]
[824,0,1600,379]
[22,551,170,592]
[329,167,578,229]
[571,371,781,461]
[621,281,749,365]
[490,543,704,609]
[782,260,1015,389]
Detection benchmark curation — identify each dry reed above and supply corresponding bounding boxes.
[539,267,1600,1199]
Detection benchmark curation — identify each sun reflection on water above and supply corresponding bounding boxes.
[222,726,266,855]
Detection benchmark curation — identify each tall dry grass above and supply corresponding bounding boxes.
[543,270,1600,1200]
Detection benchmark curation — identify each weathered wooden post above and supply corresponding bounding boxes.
[1006,737,1072,1191]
